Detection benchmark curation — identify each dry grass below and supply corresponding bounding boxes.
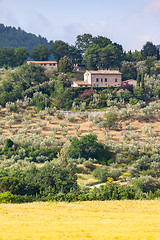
[0,201,160,240]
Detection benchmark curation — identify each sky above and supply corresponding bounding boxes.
[0,0,160,51]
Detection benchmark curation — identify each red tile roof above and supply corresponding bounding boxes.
[85,70,122,75]
[27,61,57,64]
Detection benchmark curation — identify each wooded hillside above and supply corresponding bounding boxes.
[0,24,52,51]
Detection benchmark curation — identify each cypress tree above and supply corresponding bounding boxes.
[141,73,145,91]
[136,72,141,87]
[157,49,159,60]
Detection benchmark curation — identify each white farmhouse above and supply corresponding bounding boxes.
[84,70,122,87]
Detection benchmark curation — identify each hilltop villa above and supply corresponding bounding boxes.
[27,61,57,69]
[72,70,122,87]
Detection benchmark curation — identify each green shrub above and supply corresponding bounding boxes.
[93,166,108,182]
[69,134,112,164]
[0,191,16,203]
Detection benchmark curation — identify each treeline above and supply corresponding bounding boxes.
[0,169,160,203]
[1,24,160,73]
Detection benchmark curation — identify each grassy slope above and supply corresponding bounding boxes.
[0,201,160,240]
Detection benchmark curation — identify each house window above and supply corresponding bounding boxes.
[105,78,107,82]
[96,78,99,82]
[101,78,103,82]
[97,84,99,87]
[115,79,117,82]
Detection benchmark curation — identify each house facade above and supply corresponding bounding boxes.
[27,61,57,69]
[84,70,122,87]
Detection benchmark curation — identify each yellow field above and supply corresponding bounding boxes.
[0,201,160,240]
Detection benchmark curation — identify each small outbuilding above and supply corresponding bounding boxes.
[72,81,91,87]
[27,61,57,69]
[122,79,137,88]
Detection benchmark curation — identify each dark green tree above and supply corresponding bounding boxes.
[113,42,124,65]
[132,50,143,62]
[31,44,49,61]
[0,63,49,106]
[84,44,100,70]
[99,44,118,69]
[141,73,145,91]
[50,41,69,62]
[133,88,145,100]
[58,56,73,73]
[0,47,16,68]
[142,41,157,57]
[14,47,29,66]
[92,35,112,48]
[123,89,133,101]
[75,33,93,53]
[136,72,141,87]
[5,139,14,148]
[124,50,133,62]
[157,49,159,60]
[69,134,111,164]
[120,61,137,80]
[145,56,154,75]
[68,45,82,65]
[57,73,72,87]
[16,63,49,87]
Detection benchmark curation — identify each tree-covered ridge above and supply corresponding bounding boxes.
[0,24,159,75]
[0,24,51,51]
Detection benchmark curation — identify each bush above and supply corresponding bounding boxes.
[129,98,138,105]
[5,139,14,148]
[105,111,118,129]
[69,134,112,164]
[131,175,159,193]
[93,166,108,182]
[0,191,16,203]
[88,183,135,200]
[108,168,122,180]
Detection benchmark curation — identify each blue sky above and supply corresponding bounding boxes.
[0,0,160,51]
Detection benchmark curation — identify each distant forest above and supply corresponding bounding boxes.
[0,23,52,51]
